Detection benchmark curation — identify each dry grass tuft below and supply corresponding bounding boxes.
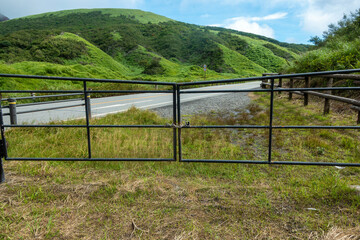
[323,227,360,240]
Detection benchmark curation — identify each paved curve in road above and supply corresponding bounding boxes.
[1,81,261,125]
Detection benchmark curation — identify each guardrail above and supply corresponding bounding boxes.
[1,69,360,183]
[1,93,86,125]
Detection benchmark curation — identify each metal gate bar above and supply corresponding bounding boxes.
[1,69,360,183]
[0,75,178,168]
[177,69,360,166]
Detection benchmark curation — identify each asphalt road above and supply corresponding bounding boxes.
[1,81,261,125]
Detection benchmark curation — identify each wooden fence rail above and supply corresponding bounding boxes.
[261,73,360,124]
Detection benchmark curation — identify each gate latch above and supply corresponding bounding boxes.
[169,122,190,129]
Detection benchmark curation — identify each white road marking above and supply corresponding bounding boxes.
[92,100,153,110]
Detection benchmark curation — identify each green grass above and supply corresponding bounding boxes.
[0,93,359,239]
[219,43,267,76]
[23,8,173,24]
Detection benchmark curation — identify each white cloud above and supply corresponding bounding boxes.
[214,12,288,38]
[226,19,275,38]
[300,0,360,35]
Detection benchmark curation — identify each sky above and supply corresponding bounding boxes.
[1,0,359,44]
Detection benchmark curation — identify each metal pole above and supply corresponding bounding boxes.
[173,85,177,161]
[268,78,275,163]
[86,91,92,119]
[0,99,6,183]
[0,158,4,183]
[177,85,182,162]
[83,82,92,159]
[8,98,17,125]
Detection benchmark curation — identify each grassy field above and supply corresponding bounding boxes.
[0,93,359,239]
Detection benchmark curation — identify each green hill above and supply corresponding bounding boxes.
[23,8,173,24]
[0,8,309,89]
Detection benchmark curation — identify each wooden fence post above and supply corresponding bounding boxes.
[261,74,267,89]
[278,78,282,95]
[324,78,333,114]
[304,77,310,106]
[289,78,294,100]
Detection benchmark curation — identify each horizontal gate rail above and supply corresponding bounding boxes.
[1,69,360,182]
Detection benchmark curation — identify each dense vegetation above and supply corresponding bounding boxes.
[0,9,309,90]
[284,9,360,73]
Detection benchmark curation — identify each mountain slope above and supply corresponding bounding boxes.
[0,13,9,22]
[0,8,309,87]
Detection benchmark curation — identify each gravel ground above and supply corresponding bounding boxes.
[152,91,253,119]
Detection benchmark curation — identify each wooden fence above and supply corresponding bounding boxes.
[261,73,360,124]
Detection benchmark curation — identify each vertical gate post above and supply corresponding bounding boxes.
[304,77,310,106]
[268,78,275,163]
[289,78,294,100]
[85,91,92,119]
[0,152,4,183]
[172,85,177,162]
[0,98,6,183]
[8,98,17,125]
[176,85,182,162]
[324,78,333,115]
[0,140,5,183]
[83,82,92,159]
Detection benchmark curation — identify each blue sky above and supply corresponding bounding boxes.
[1,0,359,44]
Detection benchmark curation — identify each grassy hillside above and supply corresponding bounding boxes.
[23,8,173,24]
[0,8,309,90]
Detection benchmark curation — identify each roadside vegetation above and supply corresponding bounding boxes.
[1,93,359,239]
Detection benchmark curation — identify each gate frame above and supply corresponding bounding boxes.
[1,69,360,183]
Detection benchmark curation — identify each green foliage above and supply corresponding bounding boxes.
[219,44,266,76]
[142,57,165,75]
[0,30,88,64]
[263,43,295,61]
[283,39,360,73]
[0,8,307,87]
[312,9,360,46]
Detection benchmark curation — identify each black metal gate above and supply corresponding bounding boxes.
[1,69,360,183]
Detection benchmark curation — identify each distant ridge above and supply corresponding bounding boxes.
[0,13,9,22]
[22,8,173,24]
